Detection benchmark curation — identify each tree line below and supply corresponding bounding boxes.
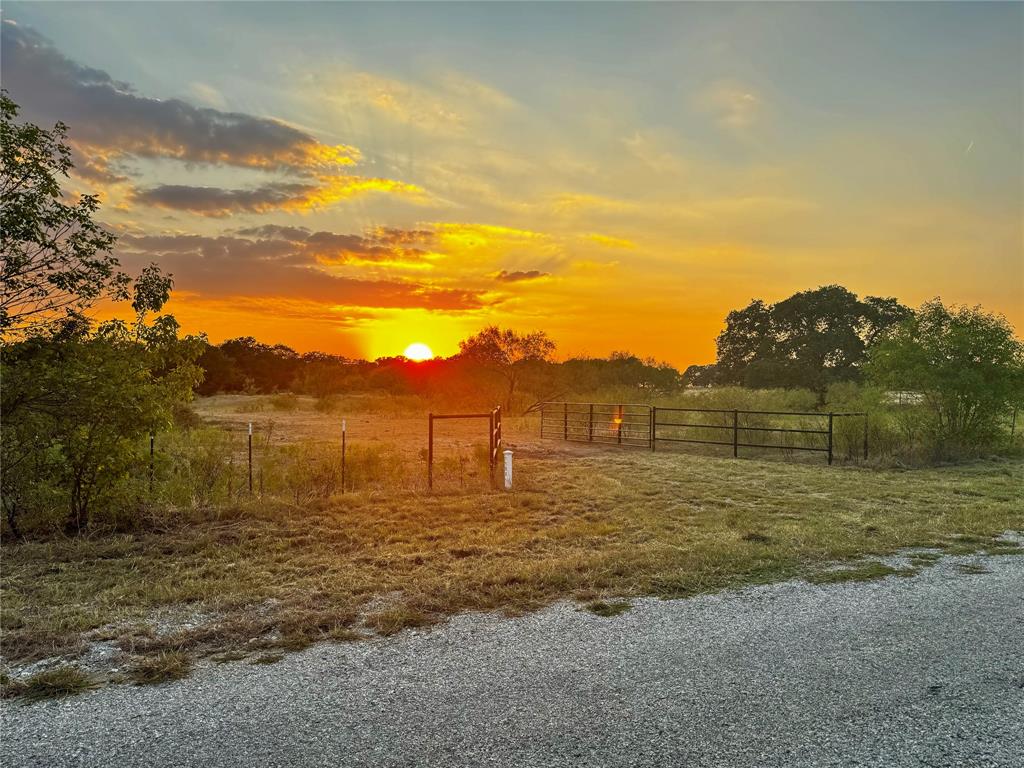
[196,332,681,409]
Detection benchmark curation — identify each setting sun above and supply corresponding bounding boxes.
[403,342,434,361]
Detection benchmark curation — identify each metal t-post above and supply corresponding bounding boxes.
[427,414,434,490]
[827,413,834,466]
[248,422,253,495]
[732,410,739,458]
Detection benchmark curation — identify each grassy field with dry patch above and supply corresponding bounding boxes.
[2,396,1022,698]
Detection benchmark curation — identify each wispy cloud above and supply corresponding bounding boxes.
[130,176,424,217]
[494,269,549,283]
[698,80,762,132]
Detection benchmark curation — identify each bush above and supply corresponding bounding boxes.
[868,300,1024,458]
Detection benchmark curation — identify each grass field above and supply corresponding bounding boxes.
[3,395,1022,697]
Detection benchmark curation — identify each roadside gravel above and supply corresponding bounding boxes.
[3,552,1022,767]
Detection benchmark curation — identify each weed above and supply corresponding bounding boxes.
[954,563,991,575]
[129,651,192,685]
[807,562,917,584]
[585,600,632,617]
[3,667,98,701]
[212,651,248,664]
[985,544,1024,556]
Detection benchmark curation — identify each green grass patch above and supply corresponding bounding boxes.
[954,562,991,575]
[584,600,632,617]
[807,562,917,584]
[985,544,1024,555]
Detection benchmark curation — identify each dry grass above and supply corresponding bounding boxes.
[1,666,98,701]
[128,651,192,685]
[2,398,1022,693]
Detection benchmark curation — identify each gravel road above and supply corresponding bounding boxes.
[3,553,1023,768]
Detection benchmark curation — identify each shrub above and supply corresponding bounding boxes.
[868,300,1024,457]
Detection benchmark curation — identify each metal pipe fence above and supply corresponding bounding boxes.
[540,401,868,464]
[428,406,502,489]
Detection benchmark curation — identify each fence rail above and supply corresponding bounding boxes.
[540,402,868,464]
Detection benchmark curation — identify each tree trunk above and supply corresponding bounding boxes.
[504,371,517,411]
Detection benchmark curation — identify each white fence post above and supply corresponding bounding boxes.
[503,450,513,490]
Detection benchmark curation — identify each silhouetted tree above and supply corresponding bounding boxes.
[1,92,128,338]
[458,326,555,409]
[682,364,718,387]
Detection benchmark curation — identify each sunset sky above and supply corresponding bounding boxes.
[3,2,1021,366]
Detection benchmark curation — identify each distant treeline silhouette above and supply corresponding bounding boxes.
[198,286,911,405]
[197,331,683,411]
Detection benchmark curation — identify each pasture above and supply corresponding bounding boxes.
[2,395,1022,696]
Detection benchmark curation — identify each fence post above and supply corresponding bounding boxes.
[428,414,434,490]
[827,412,834,466]
[341,419,347,494]
[563,402,568,440]
[617,404,623,445]
[863,413,869,461]
[650,407,656,451]
[248,422,253,495]
[149,433,155,494]
[588,403,594,442]
[489,410,495,486]
[732,410,738,458]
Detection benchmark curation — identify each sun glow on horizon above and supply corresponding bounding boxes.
[403,342,434,361]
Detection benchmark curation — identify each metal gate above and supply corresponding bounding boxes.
[539,402,653,448]
[539,401,868,464]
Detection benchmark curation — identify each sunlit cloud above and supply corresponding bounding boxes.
[129,175,424,217]
[186,81,227,110]
[585,233,636,249]
[550,193,640,216]
[310,68,519,139]
[1,21,360,176]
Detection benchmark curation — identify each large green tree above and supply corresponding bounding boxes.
[0,91,128,338]
[713,285,911,396]
[867,299,1024,451]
